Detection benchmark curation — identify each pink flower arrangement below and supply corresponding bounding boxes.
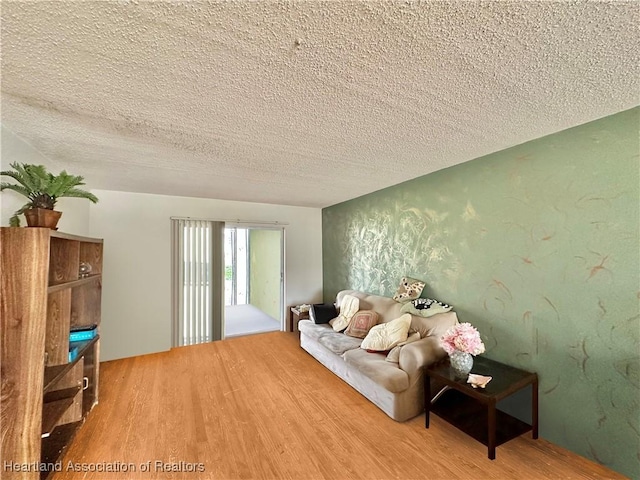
[440,322,485,356]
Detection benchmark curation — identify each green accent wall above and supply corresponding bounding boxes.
[249,229,282,321]
[322,107,639,478]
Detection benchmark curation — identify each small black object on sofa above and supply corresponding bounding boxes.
[310,303,337,324]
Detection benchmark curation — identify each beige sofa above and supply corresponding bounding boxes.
[299,289,458,422]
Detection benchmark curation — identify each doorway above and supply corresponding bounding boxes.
[224,226,283,338]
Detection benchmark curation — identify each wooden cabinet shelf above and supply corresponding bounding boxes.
[48,274,101,293]
[43,336,99,393]
[42,397,77,438]
[1,227,103,480]
[50,231,103,243]
[43,386,82,404]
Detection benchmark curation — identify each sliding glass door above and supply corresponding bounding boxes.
[224,228,248,306]
[224,226,284,338]
[172,220,285,345]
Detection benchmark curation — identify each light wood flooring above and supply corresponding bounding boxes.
[55,332,624,480]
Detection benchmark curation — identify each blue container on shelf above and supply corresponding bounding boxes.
[68,325,98,361]
[68,345,80,362]
[69,328,97,342]
[69,325,97,343]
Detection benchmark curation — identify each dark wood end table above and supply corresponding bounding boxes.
[424,355,538,460]
[289,306,309,333]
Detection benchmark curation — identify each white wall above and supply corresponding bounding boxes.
[1,126,90,235]
[2,125,323,361]
[89,189,323,361]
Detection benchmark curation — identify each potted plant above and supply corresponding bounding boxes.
[1,162,98,229]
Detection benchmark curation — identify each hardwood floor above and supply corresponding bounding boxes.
[55,332,624,480]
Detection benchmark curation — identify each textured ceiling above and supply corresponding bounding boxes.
[1,1,638,208]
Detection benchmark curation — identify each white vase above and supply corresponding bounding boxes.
[449,350,473,377]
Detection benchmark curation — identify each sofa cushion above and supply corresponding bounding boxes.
[330,294,360,331]
[392,277,425,303]
[343,348,409,393]
[317,332,363,355]
[385,331,421,363]
[310,303,337,324]
[298,320,333,341]
[345,310,379,338]
[361,313,412,351]
[410,311,459,339]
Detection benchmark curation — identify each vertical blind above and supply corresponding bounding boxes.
[171,219,224,347]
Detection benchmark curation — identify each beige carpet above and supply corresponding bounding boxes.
[224,304,280,338]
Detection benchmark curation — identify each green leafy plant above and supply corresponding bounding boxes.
[1,163,98,226]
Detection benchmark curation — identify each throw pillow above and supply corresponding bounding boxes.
[345,310,379,339]
[360,313,412,351]
[385,331,421,363]
[392,277,426,303]
[329,294,359,332]
[400,298,453,318]
[310,303,338,324]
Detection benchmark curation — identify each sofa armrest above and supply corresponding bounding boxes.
[398,336,447,377]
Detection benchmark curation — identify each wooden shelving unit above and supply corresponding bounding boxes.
[0,227,103,480]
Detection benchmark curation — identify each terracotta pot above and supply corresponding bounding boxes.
[24,208,62,230]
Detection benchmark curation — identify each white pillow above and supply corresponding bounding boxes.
[329,294,359,332]
[360,313,412,351]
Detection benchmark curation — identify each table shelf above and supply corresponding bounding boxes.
[431,389,533,447]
